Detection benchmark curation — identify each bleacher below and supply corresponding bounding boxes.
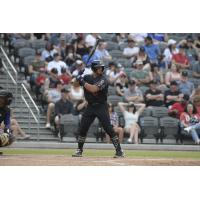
[1,33,200,145]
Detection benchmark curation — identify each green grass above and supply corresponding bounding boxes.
[2,148,200,159]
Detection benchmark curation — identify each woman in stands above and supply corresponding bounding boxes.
[105,103,124,143]
[180,102,200,144]
[118,102,145,144]
[165,63,181,87]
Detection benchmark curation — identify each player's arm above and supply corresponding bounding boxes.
[84,83,99,93]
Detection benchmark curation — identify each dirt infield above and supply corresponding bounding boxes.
[1,154,200,166]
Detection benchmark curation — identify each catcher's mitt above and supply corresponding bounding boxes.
[0,132,15,147]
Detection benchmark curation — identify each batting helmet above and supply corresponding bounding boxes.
[0,90,13,105]
[91,60,105,72]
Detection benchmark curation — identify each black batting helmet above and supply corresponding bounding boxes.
[91,60,105,72]
[0,90,13,105]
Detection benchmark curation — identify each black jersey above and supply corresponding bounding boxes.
[83,74,108,104]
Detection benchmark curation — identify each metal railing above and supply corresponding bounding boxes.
[0,46,18,104]
[21,83,40,141]
[2,60,18,106]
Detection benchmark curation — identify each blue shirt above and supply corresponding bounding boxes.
[148,33,165,42]
[144,44,160,62]
[82,53,99,66]
[178,80,194,96]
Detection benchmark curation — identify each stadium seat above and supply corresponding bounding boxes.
[119,42,128,51]
[151,107,169,118]
[159,116,179,142]
[18,47,36,58]
[140,107,152,117]
[108,86,116,95]
[30,39,47,50]
[107,95,123,106]
[109,50,123,58]
[23,55,35,66]
[60,114,79,141]
[106,41,119,51]
[139,116,159,143]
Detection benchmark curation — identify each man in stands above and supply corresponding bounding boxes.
[144,80,164,107]
[124,80,144,103]
[164,81,183,108]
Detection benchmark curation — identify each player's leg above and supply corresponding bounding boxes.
[96,104,124,157]
[72,106,96,157]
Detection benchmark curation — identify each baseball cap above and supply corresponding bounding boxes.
[183,94,190,101]
[76,60,83,66]
[170,81,178,86]
[181,71,188,77]
[53,53,59,58]
[168,39,176,45]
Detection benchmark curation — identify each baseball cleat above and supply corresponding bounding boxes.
[72,149,83,157]
[114,150,125,158]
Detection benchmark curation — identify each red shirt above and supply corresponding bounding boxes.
[59,74,71,85]
[169,102,187,118]
[172,53,189,65]
[36,75,46,86]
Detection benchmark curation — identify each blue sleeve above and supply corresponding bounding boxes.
[4,111,11,129]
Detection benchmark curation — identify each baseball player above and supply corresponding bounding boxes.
[0,90,15,155]
[72,60,124,158]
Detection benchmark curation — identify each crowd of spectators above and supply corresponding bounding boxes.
[3,33,200,144]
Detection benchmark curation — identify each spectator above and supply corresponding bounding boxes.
[168,94,190,118]
[192,53,200,78]
[85,33,99,47]
[132,47,150,70]
[178,71,195,97]
[148,33,168,43]
[95,41,112,62]
[123,36,139,60]
[56,36,67,60]
[45,81,62,128]
[75,37,88,57]
[47,53,70,76]
[11,118,30,140]
[144,80,164,107]
[44,68,60,92]
[129,33,148,43]
[69,78,84,104]
[124,80,144,103]
[172,46,190,69]
[105,103,124,143]
[54,88,74,136]
[180,102,200,144]
[163,39,179,68]
[194,36,200,51]
[184,36,198,62]
[107,63,125,85]
[82,46,99,66]
[143,36,161,63]
[64,44,77,67]
[130,60,150,86]
[115,73,128,97]
[193,95,200,115]
[149,64,165,89]
[165,63,181,86]
[164,81,183,108]
[118,102,146,144]
[28,50,46,90]
[115,33,127,44]
[59,67,72,85]
[41,42,57,62]
[72,60,92,77]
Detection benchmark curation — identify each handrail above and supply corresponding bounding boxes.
[21,83,40,141]
[2,60,17,85]
[21,83,40,114]
[0,45,17,75]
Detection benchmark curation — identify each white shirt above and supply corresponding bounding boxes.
[123,47,139,57]
[70,87,84,102]
[47,60,68,75]
[124,111,139,129]
[163,48,179,63]
[129,33,148,43]
[85,34,96,47]
[41,49,57,61]
[48,89,61,103]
